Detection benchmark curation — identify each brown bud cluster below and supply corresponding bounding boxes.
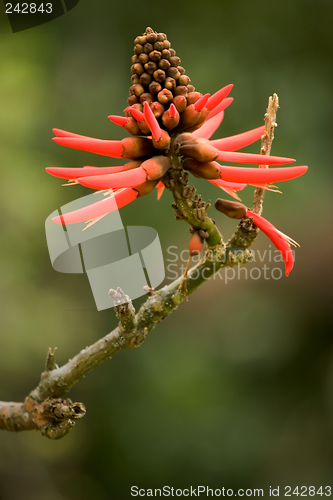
[128,27,197,136]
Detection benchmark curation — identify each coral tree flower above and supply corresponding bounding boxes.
[215,199,299,276]
[48,27,308,230]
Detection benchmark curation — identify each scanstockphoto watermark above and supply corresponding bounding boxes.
[166,245,296,283]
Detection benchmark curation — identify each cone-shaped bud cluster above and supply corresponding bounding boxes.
[126,26,218,144]
[215,199,247,219]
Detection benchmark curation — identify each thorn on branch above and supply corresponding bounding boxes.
[45,347,58,372]
[109,287,136,334]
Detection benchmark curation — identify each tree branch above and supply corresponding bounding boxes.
[0,95,277,439]
[252,93,279,215]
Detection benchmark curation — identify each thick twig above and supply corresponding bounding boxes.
[252,93,279,215]
[0,96,277,439]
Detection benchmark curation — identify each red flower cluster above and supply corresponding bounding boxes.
[47,28,308,275]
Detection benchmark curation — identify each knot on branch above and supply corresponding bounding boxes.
[25,396,86,440]
[109,288,136,335]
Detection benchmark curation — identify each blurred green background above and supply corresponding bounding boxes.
[0,0,333,498]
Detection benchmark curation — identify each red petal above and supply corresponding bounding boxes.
[156,181,165,200]
[143,101,162,141]
[169,103,177,118]
[207,97,234,119]
[206,84,233,111]
[246,209,295,276]
[128,107,145,122]
[77,166,147,189]
[46,166,125,180]
[52,188,138,225]
[52,128,85,138]
[209,179,246,200]
[108,115,128,126]
[194,93,210,112]
[219,165,308,183]
[211,125,265,151]
[52,137,124,157]
[192,111,224,139]
[217,150,295,165]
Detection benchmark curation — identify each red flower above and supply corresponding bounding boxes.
[246,209,298,277]
[47,29,308,227]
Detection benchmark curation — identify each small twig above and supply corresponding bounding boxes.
[252,93,279,215]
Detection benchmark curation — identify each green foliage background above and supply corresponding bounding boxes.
[0,0,332,498]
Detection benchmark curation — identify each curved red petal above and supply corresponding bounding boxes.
[211,125,265,151]
[208,97,234,119]
[77,166,147,189]
[194,93,210,112]
[206,84,233,111]
[52,137,124,157]
[108,115,128,126]
[192,111,224,139]
[52,128,85,138]
[219,165,308,183]
[46,166,125,180]
[128,107,145,122]
[246,210,295,276]
[217,150,295,165]
[52,188,138,225]
[143,101,162,141]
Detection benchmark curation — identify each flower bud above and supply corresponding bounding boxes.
[172,95,187,113]
[189,232,204,256]
[127,95,139,106]
[178,66,186,75]
[123,117,141,136]
[140,93,154,104]
[149,50,162,62]
[187,92,202,105]
[180,139,219,163]
[162,106,180,130]
[167,67,180,80]
[147,32,158,44]
[159,58,171,71]
[122,137,155,159]
[140,73,152,86]
[162,49,171,59]
[149,81,162,95]
[183,159,220,179]
[143,43,154,53]
[174,85,188,97]
[154,41,164,51]
[165,77,176,90]
[139,53,149,64]
[141,156,172,180]
[152,129,171,150]
[150,101,164,118]
[162,40,171,49]
[157,89,173,104]
[134,179,159,197]
[169,56,181,67]
[131,63,144,75]
[131,75,140,84]
[153,69,166,82]
[134,44,144,55]
[144,61,157,74]
[215,199,247,219]
[177,103,201,130]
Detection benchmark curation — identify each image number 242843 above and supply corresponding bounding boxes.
[5,3,53,13]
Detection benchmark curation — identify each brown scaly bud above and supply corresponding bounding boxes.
[183,159,221,180]
[159,59,171,71]
[150,101,165,118]
[177,103,201,130]
[131,74,140,84]
[186,107,211,132]
[140,73,152,86]
[153,69,166,82]
[140,93,154,104]
[215,199,247,219]
[177,66,186,75]
[180,137,219,163]
[131,55,140,64]
[147,32,158,44]
[149,81,162,95]
[130,84,145,97]
[167,67,180,80]
[162,105,180,130]
[152,129,171,150]
[141,156,172,180]
[187,92,202,105]
[134,44,144,55]
[169,48,176,57]
[189,232,204,256]
[139,53,149,64]
[178,75,190,86]
[149,50,162,62]
[172,95,187,113]
[131,63,144,75]
[162,49,171,59]
[154,41,164,51]
[165,77,176,90]
[144,43,154,54]
[157,89,173,104]
[144,61,157,74]
[174,85,188,97]
[134,179,159,197]
[123,117,141,136]
[169,56,181,67]
[122,137,155,159]
[187,84,195,93]
[127,95,140,106]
